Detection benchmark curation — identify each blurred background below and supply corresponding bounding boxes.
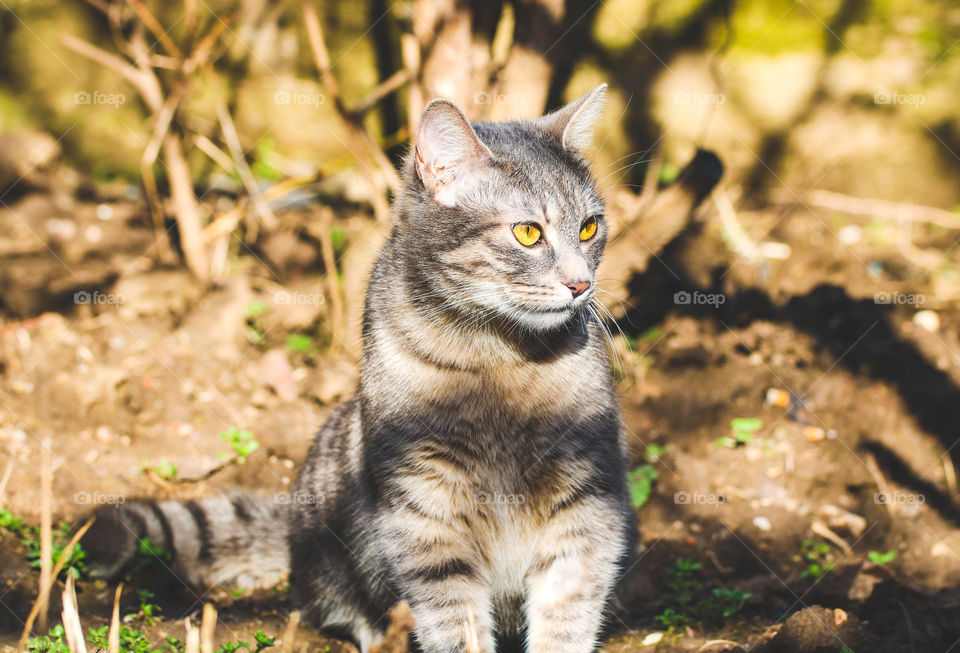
[2,0,960,651]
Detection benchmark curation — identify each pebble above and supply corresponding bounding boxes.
[753,516,772,531]
[837,225,863,244]
[95,203,114,221]
[84,224,103,243]
[913,310,940,333]
[931,541,955,558]
[641,632,663,646]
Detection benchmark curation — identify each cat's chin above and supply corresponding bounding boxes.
[509,307,578,332]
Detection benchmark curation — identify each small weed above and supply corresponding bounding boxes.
[285,333,315,355]
[717,417,763,448]
[220,426,260,460]
[659,162,680,185]
[798,539,835,579]
[218,631,277,653]
[137,536,173,563]
[654,558,751,631]
[709,587,752,617]
[868,550,897,565]
[645,443,668,462]
[26,624,69,653]
[149,459,178,480]
[330,227,348,258]
[125,589,161,626]
[24,522,87,580]
[627,465,659,509]
[0,507,26,532]
[245,301,269,346]
[87,623,184,653]
[29,599,279,653]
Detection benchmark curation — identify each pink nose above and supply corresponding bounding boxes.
[565,280,591,298]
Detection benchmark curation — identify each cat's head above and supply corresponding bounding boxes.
[397,84,608,332]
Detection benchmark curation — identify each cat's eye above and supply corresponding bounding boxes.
[512,223,543,247]
[579,216,599,241]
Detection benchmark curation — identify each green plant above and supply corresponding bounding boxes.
[655,607,688,630]
[645,443,667,462]
[125,589,161,626]
[218,631,276,653]
[245,301,269,346]
[24,522,87,580]
[655,558,751,631]
[27,624,70,653]
[285,333,315,355]
[150,459,178,480]
[627,464,659,509]
[799,539,835,579]
[868,550,897,565]
[138,536,173,563]
[219,427,260,460]
[0,507,26,532]
[88,623,185,653]
[330,227,348,258]
[708,588,752,617]
[717,417,763,448]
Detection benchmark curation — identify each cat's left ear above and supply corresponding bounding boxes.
[415,99,493,207]
[536,83,607,155]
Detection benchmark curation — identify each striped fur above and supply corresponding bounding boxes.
[82,494,289,588]
[83,86,634,653]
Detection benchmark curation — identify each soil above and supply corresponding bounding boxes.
[2,182,960,653]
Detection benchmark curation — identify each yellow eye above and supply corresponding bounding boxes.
[579,216,598,241]
[512,223,542,247]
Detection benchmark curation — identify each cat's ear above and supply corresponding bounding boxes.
[536,83,607,154]
[414,99,493,207]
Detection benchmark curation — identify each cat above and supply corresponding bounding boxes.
[82,83,635,653]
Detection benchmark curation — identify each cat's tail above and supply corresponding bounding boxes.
[80,493,290,589]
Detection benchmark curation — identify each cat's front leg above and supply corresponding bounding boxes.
[525,502,627,653]
[379,512,495,653]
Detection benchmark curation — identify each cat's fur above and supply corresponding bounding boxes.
[82,84,634,653]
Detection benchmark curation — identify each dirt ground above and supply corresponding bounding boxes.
[2,179,960,652]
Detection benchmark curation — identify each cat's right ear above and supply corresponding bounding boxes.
[414,100,493,207]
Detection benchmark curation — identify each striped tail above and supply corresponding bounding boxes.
[81,493,289,589]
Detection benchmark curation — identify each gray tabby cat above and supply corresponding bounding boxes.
[82,83,635,653]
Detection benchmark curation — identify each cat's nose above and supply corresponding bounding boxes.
[564,280,591,298]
